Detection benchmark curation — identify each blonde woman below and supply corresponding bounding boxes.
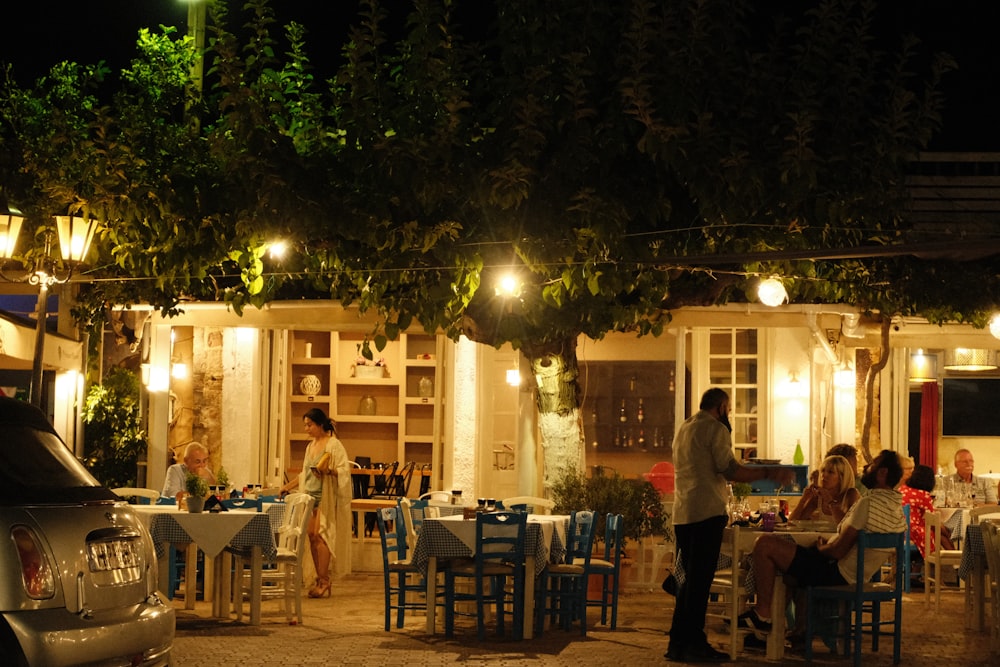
[789,455,861,523]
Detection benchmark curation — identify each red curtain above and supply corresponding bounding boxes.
[919,382,939,470]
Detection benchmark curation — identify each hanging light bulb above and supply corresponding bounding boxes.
[757,277,788,307]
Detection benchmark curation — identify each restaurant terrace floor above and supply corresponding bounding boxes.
[172,572,994,666]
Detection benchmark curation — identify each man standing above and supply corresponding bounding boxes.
[740,449,906,635]
[667,388,795,663]
[952,448,998,504]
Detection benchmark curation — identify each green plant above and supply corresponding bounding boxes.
[733,483,753,502]
[82,367,146,488]
[185,473,209,498]
[550,468,669,542]
[216,467,229,489]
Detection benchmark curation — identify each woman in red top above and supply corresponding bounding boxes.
[901,464,953,557]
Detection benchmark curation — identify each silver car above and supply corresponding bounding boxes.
[0,396,174,666]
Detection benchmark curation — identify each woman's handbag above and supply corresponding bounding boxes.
[315,452,332,474]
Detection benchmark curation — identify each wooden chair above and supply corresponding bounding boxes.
[969,505,1000,525]
[805,530,905,667]
[376,505,427,630]
[419,490,451,502]
[500,496,555,515]
[706,524,754,659]
[535,510,596,636]
[979,519,1000,654]
[391,461,416,497]
[925,510,963,609]
[445,510,528,640]
[111,487,160,504]
[234,492,314,624]
[582,513,624,629]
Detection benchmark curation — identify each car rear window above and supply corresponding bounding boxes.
[0,425,116,505]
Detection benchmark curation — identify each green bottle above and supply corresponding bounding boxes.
[793,439,804,465]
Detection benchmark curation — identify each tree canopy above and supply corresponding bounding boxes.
[3,0,987,344]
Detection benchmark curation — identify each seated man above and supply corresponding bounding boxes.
[162,441,216,502]
[739,449,906,634]
[951,448,999,504]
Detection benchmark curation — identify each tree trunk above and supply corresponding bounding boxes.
[859,317,891,465]
[521,336,586,492]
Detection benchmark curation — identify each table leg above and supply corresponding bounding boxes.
[973,553,986,632]
[184,543,198,610]
[157,547,170,599]
[210,552,224,618]
[524,556,536,639]
[220,551,232,619]
[766,573,786,660]
[250,546,263,626]
[425,556,438,634]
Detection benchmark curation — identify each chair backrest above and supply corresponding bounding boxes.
[376,505,408,564]
[277,493,315,556]
[981,521,1000,591]
[501,496,555,515]
[418,463,432,496]
[221,496,263,511]
[355,456,372,468]
[155,496,177,505]
[969,505,1000,525]
[601,513,625,564]
[565,510,597,566]
[476,510,528,570]
[644,462,676,495]
[925,510,948,556]
[371,462,399,498]
[112,487,161,504]
[853,530,905,592]
[392,461,416,497]
[419,490,451,502]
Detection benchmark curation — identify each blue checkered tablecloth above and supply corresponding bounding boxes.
[958,524,985,581]
[148,512,277,562]
[412,515,567,577]
[264,502,286,531]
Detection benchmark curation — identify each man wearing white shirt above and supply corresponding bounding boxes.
[952,449,998,504]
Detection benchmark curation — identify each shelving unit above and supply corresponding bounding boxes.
[580,361,676,476]
[285,331,444,483]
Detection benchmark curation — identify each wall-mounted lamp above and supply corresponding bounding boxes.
[990,314,1000,340]
[943,348,997,372]
[506,369,521,387]
[1,201,99,407]
[757,276,788,307]
[834,361,855,388]
[909,349,938,382]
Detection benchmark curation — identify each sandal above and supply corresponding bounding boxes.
[308,578,331,598]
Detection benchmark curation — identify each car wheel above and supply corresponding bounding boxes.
[0,623,29,667]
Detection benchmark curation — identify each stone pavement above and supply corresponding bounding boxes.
[171,574,994,666]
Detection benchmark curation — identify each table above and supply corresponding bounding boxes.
[134,506,277,625]
[412,513,569,639]
[672,526,834,660]
[936,507,970,546]
[958,523,988,632]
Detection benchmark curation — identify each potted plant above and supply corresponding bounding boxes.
[185,473,209,513]
[354,343,388,378]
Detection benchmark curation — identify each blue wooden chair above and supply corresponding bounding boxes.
[583,512,624,628]
[445,510,528,640]
[535,510,596,635]
[375,505,427,630]
[805,530,905,666]
[901,504,922,592]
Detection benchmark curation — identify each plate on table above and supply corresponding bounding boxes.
[747,458,781,465]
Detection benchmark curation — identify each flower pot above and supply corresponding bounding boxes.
[354,365,385,379]
[186,495,206,513]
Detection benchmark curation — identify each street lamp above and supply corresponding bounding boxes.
[0,201,98,408]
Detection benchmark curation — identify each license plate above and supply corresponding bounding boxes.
[88,537,141,571]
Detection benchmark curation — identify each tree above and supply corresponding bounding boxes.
[2,0,981,487]
[82,367,146,488]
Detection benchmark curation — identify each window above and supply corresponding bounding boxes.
[707,328,759,459]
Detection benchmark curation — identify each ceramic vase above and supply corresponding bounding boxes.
[299,374,322,396]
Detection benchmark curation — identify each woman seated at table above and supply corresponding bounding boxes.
[901,464,954,556]
[789,455,860,524]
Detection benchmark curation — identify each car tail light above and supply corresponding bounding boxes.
[11,525,56,599]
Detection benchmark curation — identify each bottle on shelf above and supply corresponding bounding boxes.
[793,439,804,465]
[638,428,646,450]
[619,399,627,423]
[637,398,645,423]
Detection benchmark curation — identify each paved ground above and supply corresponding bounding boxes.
[170,574,995,666]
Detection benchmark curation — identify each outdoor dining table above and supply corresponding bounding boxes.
[133,505,277,625]
[672,522,836,660]
[412,513,570,639]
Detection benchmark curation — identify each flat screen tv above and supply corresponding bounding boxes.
[941,378,1000,436]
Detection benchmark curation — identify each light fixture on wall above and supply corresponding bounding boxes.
[506,368,521,387]
[943,348,997,372]
[757,276,788,307]
[909,349,938,382]
[990,313,1000,340]
[834,360,855,388]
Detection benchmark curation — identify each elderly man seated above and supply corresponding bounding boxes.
[951,448,998,504]
[738,449,906,634]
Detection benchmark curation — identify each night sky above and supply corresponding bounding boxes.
[1,1,998,151]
